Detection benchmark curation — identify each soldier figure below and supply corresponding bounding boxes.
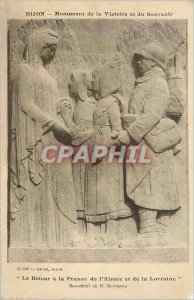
[116,43,181,247]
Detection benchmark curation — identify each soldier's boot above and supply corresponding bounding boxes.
[155,212,171,246]
[136,207,158,246]
[119,208,167,248]
[136,208,170,247]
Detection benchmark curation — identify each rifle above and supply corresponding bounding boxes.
[165,38,185,121]
[165,38,185,70]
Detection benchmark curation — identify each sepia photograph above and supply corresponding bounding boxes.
[1,1,193,299]
[7,18,189,263]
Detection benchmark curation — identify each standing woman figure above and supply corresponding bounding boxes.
[10,28,76,247]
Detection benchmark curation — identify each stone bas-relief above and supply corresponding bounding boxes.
[8,19,188,260]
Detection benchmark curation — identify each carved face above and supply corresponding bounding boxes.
[132,54,156,76]
[23,29,59,66]
[69,71,93,102]
[40,44,57,64]
[92,58,121,99]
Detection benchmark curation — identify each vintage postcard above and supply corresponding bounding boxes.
[0,0,193,299]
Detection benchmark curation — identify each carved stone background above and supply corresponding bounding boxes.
[8,19,188,251]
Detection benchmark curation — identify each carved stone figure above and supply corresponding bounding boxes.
[10,28,77,247]
[76,57,133,247]
[56,72,95,147]
[116,43,181,247]
[59,70,96,246]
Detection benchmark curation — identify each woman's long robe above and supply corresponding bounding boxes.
[10,60,76,247]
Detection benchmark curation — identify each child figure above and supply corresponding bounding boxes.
[57,70,96,247]
[56,70,95,147]
[80,57,133,247]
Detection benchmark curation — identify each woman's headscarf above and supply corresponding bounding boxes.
[23,28,59,65]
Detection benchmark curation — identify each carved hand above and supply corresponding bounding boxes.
[72,129,94,146]
[52,122,71,137]
[114,130,131,146]
[56,97,75,129]
[56,97,73,115]
[112,93,128,115]
[111,130,120,139]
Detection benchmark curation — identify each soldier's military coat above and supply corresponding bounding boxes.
[124,66,180,211]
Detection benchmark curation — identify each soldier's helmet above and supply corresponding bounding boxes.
[133,43,166,70]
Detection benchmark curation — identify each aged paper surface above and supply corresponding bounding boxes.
[0,0,193,299]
